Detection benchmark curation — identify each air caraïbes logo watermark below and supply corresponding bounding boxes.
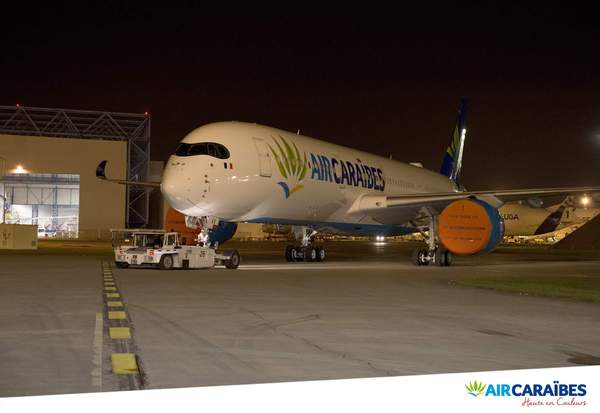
[466,380,486,397]
[268,135,308,198]
[465,379,587,407]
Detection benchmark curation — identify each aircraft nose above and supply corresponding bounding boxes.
[162,158,194,211]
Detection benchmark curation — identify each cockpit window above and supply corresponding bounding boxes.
[175,142,230,159]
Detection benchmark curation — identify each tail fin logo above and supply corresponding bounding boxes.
[268,135,308,198]
[440,98,468,186]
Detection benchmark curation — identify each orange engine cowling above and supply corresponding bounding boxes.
[438,199,505,255]
[165,208,201,245]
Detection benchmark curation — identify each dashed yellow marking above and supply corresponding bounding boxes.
[104,282,115,286]
[105,286,117,291]
[111,353,138,374]
[109,327,131,339]
[105,293,120,298]
[108,311,127,320]
[107,301,123,307]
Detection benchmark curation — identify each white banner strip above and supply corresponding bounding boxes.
[1,365,597,413]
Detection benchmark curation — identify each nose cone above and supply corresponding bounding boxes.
[162,156,196,214]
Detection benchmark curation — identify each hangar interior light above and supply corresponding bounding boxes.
[12,165,28,174]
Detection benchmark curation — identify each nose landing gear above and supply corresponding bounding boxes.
[285,227,326,262]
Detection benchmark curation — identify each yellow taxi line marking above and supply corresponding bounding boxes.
[111,353,138,374]
[105,293,120,298]
[108,311,127,320]
[107,301,123,307]
[109,327,131,340]
[105,286,117,291]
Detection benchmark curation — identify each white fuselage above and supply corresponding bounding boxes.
[161,122,456,231]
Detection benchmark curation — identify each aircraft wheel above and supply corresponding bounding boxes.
[225,250,241,269]
[304,246,317,262]
[285,245,295,262]
[444,250,453,267]
[315,247,326,262]
[115,261,129,269]
[435,248,447,267]
[412,249,429,266]
[290,247,301,262]
[159,254,174,270]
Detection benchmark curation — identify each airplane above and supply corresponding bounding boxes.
[501,196,600,237]
[96,99,600,266]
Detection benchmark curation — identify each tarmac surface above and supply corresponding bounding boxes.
[1,241,599,396]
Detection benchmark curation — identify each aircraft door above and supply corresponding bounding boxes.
[252,137,272,177]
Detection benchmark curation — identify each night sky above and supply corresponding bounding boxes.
[2,5,599,190]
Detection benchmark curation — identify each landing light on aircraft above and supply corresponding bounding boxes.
[376,235,385,242]
[581,195,590,207]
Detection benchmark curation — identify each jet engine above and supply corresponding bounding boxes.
[438,199,504,255]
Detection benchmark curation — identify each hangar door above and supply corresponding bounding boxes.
[1,173,80,238]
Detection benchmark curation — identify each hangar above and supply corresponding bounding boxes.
[0,105,151,240]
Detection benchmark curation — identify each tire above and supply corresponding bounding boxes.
[315,247,326,262]
[304,246,317,262]
[285,245,295,262]
[412,249,429,266]
[115,261,129,269]
[159,254,174,270]
[444,250,453,267]
[225,250,241,269]
[290,247,300,262]
[435,248,447,267]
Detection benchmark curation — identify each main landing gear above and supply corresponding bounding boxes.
[412,213,453,267]
[285,226,326,262]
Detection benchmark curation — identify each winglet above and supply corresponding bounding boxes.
[440,98,468,186]
[96,160,108,180]
[95,159,161,188]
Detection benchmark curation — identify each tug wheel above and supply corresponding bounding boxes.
[225,250,241,269]
[159,254,174,270]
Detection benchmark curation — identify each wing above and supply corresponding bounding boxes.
[350,187,600,226]
[96,160,161,188]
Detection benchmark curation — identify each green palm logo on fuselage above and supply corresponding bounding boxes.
[268,135,308,198]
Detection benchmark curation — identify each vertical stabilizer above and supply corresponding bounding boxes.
[440,98,468,186]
